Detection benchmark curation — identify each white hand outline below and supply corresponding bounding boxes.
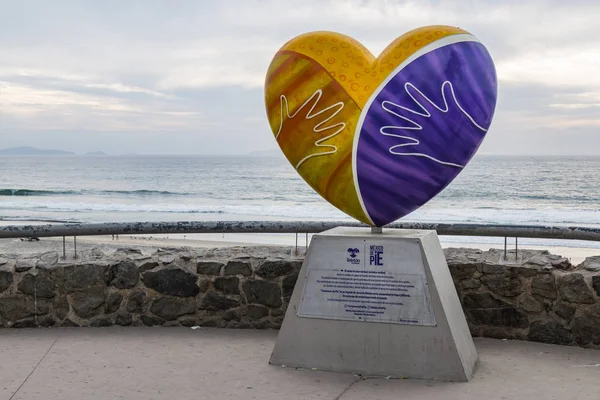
[380,81,487,169]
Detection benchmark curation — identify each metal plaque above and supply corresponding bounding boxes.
[297,237,436,326]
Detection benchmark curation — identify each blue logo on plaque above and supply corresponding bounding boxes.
[346,248,360,264]
[369,245,384,266]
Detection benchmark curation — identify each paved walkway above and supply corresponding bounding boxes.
[1,327,598,400]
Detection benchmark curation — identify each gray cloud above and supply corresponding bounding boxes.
[1,0,599,154]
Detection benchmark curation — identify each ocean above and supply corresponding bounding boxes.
[1,154,600,249]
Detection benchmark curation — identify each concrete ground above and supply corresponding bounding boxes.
[1,328,598,400]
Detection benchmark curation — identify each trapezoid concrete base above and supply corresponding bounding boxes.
[269,227,477,382]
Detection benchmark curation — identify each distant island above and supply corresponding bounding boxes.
[0,146,75,156]
[0,146,289,157]
[0,147,113,156]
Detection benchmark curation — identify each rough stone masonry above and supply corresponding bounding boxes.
[0,245,599,349]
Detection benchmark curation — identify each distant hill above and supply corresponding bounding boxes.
[0,146,75,155]
[85,151,108,156]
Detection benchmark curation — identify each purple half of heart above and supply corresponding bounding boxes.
[355,40,498,227]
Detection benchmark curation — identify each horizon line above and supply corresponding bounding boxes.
[1,146,600,157]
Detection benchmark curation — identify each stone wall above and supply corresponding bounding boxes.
[446,248,600,347]
[0,245,598,348]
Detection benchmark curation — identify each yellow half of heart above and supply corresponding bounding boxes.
[264,25,467,224]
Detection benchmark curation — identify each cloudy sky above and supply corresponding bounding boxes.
[1,0,599,155]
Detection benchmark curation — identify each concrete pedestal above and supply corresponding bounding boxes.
[269,227,477,381]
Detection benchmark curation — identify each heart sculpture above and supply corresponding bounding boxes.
[264,25,497,227]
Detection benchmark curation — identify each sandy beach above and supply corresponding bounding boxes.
[2,230,599,265]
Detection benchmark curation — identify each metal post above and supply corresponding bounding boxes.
[504,237,507,259]
[74,236,77,259]
[305,233,308,250]
[295,233,298,255]
[515,237,518,260]
[62,236,66,260]
[371,226,383,234]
